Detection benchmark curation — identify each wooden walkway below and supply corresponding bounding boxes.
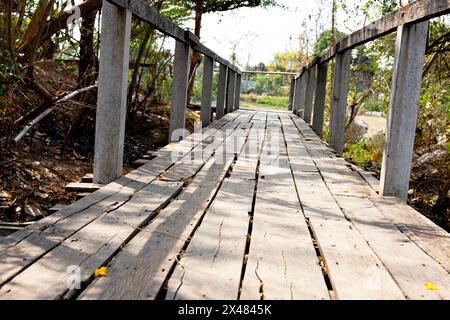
[1,109,450,300]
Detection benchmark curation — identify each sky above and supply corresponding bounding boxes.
[185,0,369,67]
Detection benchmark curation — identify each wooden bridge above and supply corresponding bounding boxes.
[1,0,450,300]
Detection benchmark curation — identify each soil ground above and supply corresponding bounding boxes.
[0,60,200,224]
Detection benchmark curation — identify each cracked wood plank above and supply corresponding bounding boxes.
[165,117,266,300]
[0,112,240,254]
[241,118,329,300]
[0,180,184,300]
[283,115,404,299]
[0,113,241,291]
[335,195,450,299]
[0,112,249,299]
[370,196,450,275]
[77,124,253,299]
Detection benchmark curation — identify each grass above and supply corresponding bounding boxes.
[240,94,289,110]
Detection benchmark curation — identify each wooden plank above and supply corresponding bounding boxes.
[65,183,102,193]
[335,195,450,299]
[78,126,252,299]
[81,174,93,183]
[311,62,328,138]
[370,196,450,274]
[349,163,380,194]
[0,115,235,253]
[0,113,252,299]
[280,116,404,300]
[165,123,266,300]
[0,180,184,300]
[241,124,329,300]
[0,116,239,287]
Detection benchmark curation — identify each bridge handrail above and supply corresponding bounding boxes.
[291,0,450,201]
[106,0,241,73]
[297,0,450,75]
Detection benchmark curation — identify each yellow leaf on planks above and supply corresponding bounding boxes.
[424,282,438,291]
[94,266,108,278]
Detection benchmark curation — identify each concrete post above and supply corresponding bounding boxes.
[226,69,236,114]
[304,67,317,124]
[288,77,295,111]
[216,64,227,119]
[200,55,214,127]
[168,40,190,142]
[234,73,241,110]
[312,62,328,138]
[380,22,428,201]
[329,50,351,156]
[93,1,132,184]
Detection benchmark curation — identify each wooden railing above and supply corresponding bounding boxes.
[93,0,242,184]
[290,0,450,201]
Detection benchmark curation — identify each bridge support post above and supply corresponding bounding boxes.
[201,55,214,127]
[93,1,132,184]
[168,40,190,142]
[329,50,351,156]
[380,22,428,201]
[234,73,241,111]
[299,70,309,118]
[304,67,316,124]
[288,77,295,111]
[294,74,304,115]
[226,69,236,113]
[312,62,328,138]
[216,64,228,119]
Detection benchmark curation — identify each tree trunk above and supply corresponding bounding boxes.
[62,12,99,152]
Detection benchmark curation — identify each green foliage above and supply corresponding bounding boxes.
[241,94,288,110]
[267,50,308,72]
[343,132,385,171]
[0,49,22,91]
[361,99,384,112]
[312,30,347,57]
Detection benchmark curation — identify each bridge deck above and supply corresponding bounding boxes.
[1,109,449,300]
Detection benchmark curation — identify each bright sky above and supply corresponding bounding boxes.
[186,0,368,67]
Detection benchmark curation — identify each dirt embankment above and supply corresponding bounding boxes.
[0,60,199,223]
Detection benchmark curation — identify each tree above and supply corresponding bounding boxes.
[267,50,308,72]
[312,29,347,57]
[176,0,279,102]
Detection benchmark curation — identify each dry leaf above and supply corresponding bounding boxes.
[94,266,108,278]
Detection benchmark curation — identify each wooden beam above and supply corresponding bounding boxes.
[226,69,236,114]
[311,62,328,138]
[201,55,214,126]
[106,0,240,73]
[168,40,190,142]
[316,0,450,65]
[288,77,295,111]
[298,72,309,118]
[329,51,351,156]
[303,67,316,124]
[216,64,228,119]
[242,70,297,76]
[234,73,241,111]
[93,1,132,184]
[380,22,429,201]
